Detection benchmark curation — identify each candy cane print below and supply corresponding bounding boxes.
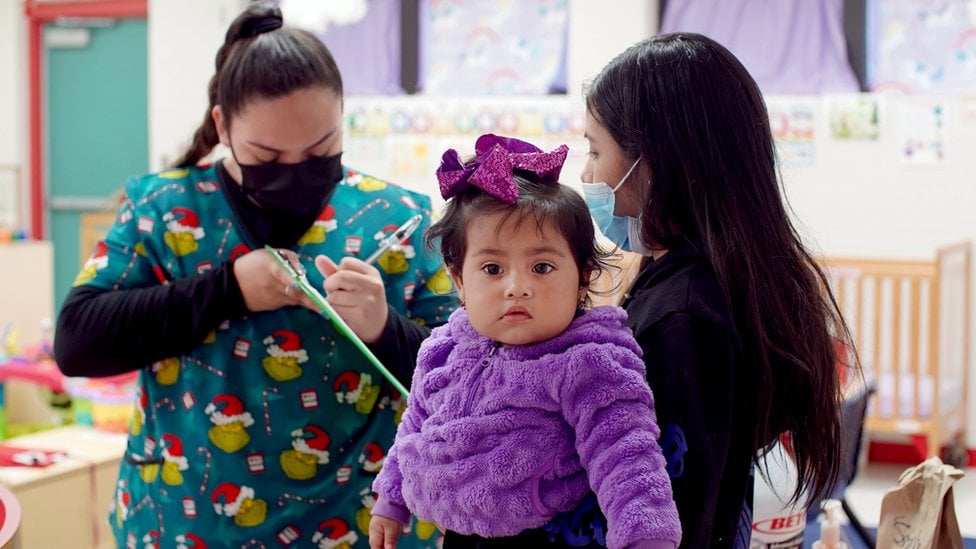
[320,339,336,382]
[262,386,279,435]
[276,493,330,508]
[215,218,234,256]
[129,495,153,517]
[343,198,390,226]
[196,447,211,495]
[184,356,226,378]
[137,183,185,206]
[154,398,176,412]
[110,252,140,288]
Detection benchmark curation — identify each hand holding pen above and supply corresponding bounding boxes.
[363,214,423,265]
[314,213,425,344]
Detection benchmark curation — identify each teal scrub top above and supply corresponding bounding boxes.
[75,164,457,548]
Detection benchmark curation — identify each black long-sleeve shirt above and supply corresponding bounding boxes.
[622,241,756,549]
[54,161,434,387]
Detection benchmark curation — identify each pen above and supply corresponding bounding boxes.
[363,214,423,265]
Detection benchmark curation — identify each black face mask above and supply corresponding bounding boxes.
[235,151,344,216]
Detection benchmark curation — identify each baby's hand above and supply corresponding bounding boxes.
[368,516,402,549]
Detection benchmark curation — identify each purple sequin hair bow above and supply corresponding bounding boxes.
[436,134,569,205]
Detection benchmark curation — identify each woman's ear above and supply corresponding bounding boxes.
[212,105,229,146]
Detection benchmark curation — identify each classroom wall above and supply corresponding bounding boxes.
[776,94,976,448]
[148,0,249,170]
[146,0,658,170]
[0,0,28,177]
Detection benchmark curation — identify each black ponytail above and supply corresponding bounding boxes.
[172,2,341,167]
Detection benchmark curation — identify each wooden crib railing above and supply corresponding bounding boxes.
[823,242,971,458]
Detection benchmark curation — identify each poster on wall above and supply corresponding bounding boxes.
[341,97,588,205]
[827,95,881,140]
[766,98,817,169]
[418,0,569,95]
[899,101,946,165]
[871,0,976,94]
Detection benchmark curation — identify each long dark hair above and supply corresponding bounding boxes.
[586,32,853,503]
[173,2,343,167]
[426,171,613,304]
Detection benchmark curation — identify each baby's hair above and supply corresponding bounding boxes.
[426,169,614,307]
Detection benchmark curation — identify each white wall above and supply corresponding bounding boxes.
[567,0,658,96]
[0,0,28,217]
[148,0,248,170]
[782,98,976,259]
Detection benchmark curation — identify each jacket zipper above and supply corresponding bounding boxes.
[463,342,499,415]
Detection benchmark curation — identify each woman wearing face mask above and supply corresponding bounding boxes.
[580,33,852,548]
[54,3,456,547]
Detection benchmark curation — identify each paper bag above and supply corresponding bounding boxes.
[876,456,965,549]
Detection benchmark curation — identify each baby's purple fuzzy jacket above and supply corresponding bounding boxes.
[372,306,681,549]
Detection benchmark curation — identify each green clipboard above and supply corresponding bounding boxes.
[265,246,409,396]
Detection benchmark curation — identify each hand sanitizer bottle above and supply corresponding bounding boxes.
[812,499,848,549]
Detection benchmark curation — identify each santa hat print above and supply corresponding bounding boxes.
[344,170,362,186]
[87,240,110,268]
[359,484,376,507]
[313,205,338,230]
[332,370,361,393]
[333,371,370,404]
[205,394,255,427]
[290,424,331,464]
[117,487,131,520]
[211,482,255,517]
[142,529,159,549]
[262,330,309,363]
[163,207,205,239]
[311,518,358,549]
[229,243,250,261]
[162,433,189,470]
[175,533,207,549]
[358,442,385,472]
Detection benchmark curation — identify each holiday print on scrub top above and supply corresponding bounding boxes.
[76,163,455,548]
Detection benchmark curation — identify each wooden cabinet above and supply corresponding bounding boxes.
[0,426,126,548]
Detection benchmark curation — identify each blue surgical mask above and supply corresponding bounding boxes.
[581,157,643,252]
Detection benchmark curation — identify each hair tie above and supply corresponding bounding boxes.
[436,134,568,205]
[250,16,283,37]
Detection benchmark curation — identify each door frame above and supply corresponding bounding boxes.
[24,0,147,239]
